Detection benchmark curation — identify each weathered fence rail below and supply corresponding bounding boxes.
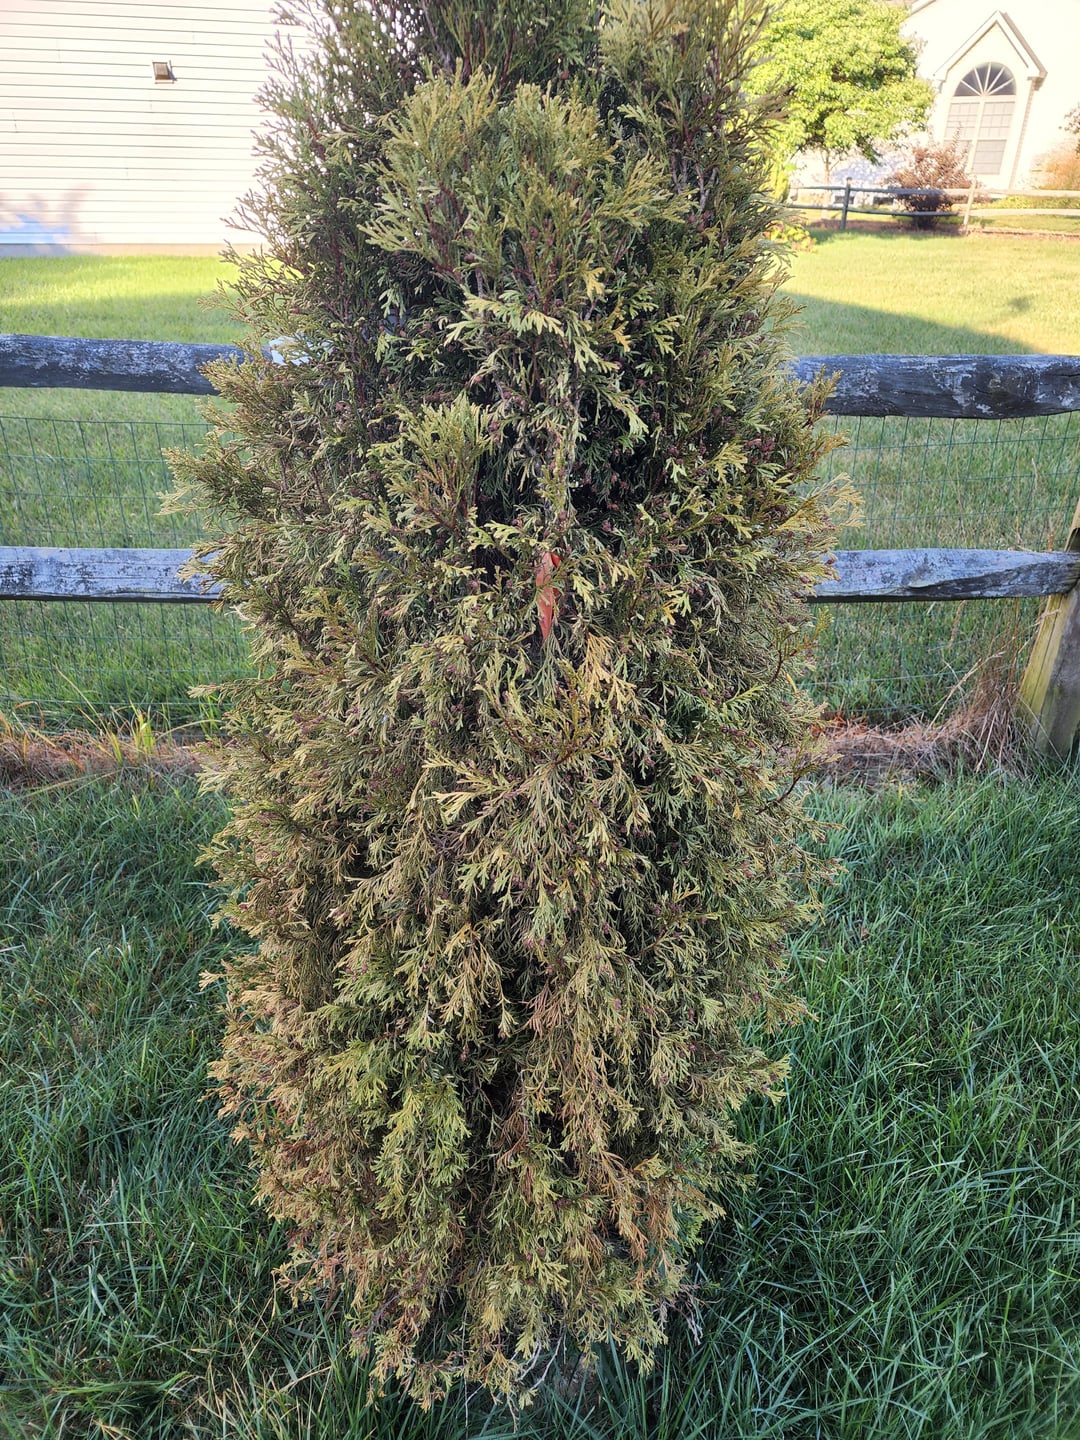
[0,335,232,395]
[4,334,1080,418]
[0,546,212,603]
[2,334,1079,754]
[4,544,1080,607]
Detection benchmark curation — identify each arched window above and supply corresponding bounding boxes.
[946,63,1017,178]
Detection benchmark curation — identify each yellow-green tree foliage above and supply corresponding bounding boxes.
[172,0,842,1406]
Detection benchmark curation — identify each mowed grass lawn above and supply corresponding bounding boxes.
[787,229,1080,355]
[3,771,1080,1439]
[2,241,1080,1437]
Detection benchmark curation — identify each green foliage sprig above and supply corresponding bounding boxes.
[170,0,846,1407]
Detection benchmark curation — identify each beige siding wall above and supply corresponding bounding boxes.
[0,0,304,252]
[906,3,1078,187]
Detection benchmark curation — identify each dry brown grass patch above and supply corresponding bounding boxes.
[0,717,208,791]
[821,652,1027,786]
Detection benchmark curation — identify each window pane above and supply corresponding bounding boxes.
[944,90,1015,177]
[954,63,1016,98]
[972,138,1007,174]
[981,99,1015,139]
[946,99,979,141]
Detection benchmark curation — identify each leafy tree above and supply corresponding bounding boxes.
[170,0,843,1408]
[751,0,933,182]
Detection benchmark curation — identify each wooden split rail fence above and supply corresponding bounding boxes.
[787,184,1080,232]
[2,335,1080,757]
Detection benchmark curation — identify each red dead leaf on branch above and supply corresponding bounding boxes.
[535,551,562,642]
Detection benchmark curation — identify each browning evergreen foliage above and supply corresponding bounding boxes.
[170,0,845,1406]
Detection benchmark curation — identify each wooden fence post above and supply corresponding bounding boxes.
[840,181,852,231]
[1019,497,1080,759]
[962,179,977,228]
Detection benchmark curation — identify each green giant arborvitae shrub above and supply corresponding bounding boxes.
[172,0,844,1405]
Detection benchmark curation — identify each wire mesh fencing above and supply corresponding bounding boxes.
[814,410,1080,718]
[1,409,1079,731]
[0,414,249,730]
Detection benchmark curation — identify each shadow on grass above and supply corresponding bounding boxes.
[786,294,1040,359]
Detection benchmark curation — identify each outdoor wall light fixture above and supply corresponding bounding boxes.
[152,61,175,82]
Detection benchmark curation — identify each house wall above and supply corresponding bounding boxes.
[905,3,1078,186]
[0,0,305,253]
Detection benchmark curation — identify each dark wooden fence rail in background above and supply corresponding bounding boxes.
[1,334,1079,756]
[787,183,1080,232]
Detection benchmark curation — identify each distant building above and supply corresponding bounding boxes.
[790,4,1073,193]
[906,3,1073,188]
[0,0,304,254]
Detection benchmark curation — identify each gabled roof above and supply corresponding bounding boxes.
[929,10,1046,86]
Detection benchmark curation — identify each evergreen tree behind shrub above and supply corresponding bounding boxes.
[171,0,843,1406]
